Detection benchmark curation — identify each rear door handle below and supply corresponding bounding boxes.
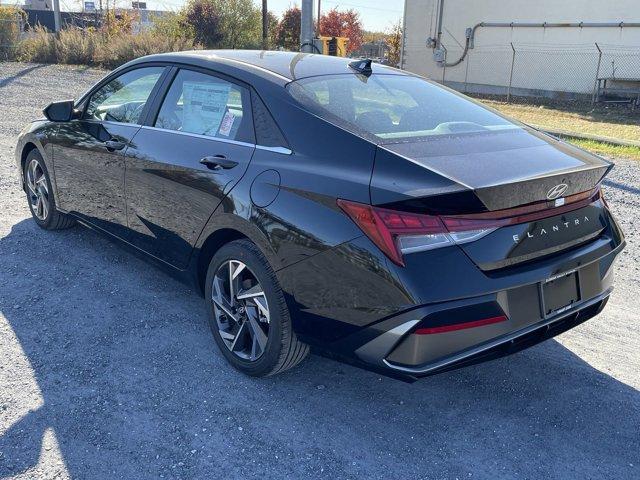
[104,140,127,151]
[200,155,238,170]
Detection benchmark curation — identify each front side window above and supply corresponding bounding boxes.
[155,69,253,143]
[287,74,521,143]
[85,67,164,124]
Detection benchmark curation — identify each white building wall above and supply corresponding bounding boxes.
[23,0,53,10]
[403,0,640,96]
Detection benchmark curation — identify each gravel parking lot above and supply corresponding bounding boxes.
[0,62,638,480]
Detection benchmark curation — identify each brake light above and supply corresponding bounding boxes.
[337,188,600,266]
[337,200,496,266]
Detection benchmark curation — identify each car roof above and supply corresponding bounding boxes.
[131,50,408,84]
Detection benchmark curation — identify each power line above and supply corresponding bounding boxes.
[322,0,403,14]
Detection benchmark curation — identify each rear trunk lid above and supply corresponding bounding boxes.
[370,128,613,269]
[372,128,611,212]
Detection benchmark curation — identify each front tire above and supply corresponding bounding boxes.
[205,239,309,377]
[23,150,75,230]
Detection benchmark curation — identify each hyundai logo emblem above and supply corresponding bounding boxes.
[546,183,568,200]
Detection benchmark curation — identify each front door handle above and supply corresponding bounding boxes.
[104,140,127,151]
[200,155,238,170]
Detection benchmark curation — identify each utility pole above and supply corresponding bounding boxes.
[52,0,61,33]
[262,0,268,50]
[300,0,314,52]
[399,0,407,69]
[316,0,321,36]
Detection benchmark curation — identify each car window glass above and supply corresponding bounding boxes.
[353,84,417,125]
[155,69,253,143]
[308,80,330,105]
[287,74,520,143]
[252,93,289,149]
[85,67,163,124]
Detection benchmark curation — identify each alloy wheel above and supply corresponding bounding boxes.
[211,260,270,361]
[26,158,49,221]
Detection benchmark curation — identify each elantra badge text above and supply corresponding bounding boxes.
[513,216,590,243]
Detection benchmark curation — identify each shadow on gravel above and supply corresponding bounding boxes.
[604,178,640,196]
[0,64,46,89]
[0,218,638,479]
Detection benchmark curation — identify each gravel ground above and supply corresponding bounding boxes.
[0,62,639,480]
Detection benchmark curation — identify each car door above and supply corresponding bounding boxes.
[124,67,256,269]
[53,65,167,237]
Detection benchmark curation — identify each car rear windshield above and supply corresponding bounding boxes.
[286,74,521,143]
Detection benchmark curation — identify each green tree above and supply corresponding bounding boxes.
[267,10,279,50]
[215,0,261,49]
[183,0,223,48]
[275,6,300,51]
[171,0,260,50]
[150,11,194,43]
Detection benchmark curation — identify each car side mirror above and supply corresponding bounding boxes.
[43,100,78,122]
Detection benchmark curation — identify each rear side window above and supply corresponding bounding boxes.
[85,67,164,124]
[251,92,289,149]
[155,69,254,143]
[287,74,520,143]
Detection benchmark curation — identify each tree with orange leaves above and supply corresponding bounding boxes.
[319,8,363,53]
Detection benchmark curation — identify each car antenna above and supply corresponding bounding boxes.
[349,58,373,76]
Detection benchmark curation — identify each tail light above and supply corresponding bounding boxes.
[337,200,496,266]
[337,188,601,266]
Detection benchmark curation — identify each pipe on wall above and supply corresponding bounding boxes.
[441,21,640,67]
[435,0,445,48]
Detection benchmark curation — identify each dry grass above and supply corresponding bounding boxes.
[478,97,640,160]
[0,6,23,60]
[480,97,640,143]
[17,26,197,69]
[565,139,640,161]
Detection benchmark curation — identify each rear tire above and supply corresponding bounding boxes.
[205,239,309,377]
[24,150,75,230]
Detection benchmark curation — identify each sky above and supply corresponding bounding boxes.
[261,0,405,32]
[59,0,405,32]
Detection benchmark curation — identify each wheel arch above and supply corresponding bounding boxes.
[195,228,249,295]
[18,141,42,188]
[193,213,282,296]
[21,142,39,169]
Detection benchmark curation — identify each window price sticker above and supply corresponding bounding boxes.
[182,81,230,136]
[218,111,236,137]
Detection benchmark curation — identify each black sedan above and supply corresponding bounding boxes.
[15,51,625,381]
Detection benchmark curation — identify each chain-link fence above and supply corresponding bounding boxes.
[0,16,23,61]
[439,42,640,106]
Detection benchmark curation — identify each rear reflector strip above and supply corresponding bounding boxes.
[441,188,600,231]
[414,315,508,335]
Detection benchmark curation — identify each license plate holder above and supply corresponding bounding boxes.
[541,271,580,317]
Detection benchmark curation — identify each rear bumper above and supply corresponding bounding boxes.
[330,238,622,382]
[381,289,610,378]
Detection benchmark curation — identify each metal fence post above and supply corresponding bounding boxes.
[463,49,470,93]
[592,42,602,105]
[507,42,516,102]
[441,44,447,84]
